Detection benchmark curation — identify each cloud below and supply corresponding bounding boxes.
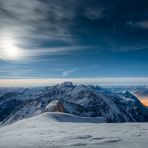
[62,68,78,77]
[61,65,101,77]
[107,45,148,52]
[0,45,90,61]
[0,0,82,62]
[0,0,105,61]
[136,21,148,29]
[128,21,148,29]
[0,67,34,78]
[84,7,105,20]
[0,0,111,62]
[0,0,107,44]
[22,46,87,57]
[0,0,78,41]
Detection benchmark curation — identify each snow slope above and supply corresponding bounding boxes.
[0,112,148,148]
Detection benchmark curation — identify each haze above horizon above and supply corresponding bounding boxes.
[0,78,148,87]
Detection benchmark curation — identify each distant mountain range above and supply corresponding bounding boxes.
[0,82,148,125]
[108,85,148,97]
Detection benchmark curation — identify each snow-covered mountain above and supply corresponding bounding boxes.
[0,82,148,125]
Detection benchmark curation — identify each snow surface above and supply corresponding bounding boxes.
[0,112,148,148]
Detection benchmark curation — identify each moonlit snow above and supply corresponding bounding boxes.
[0,112,148,148]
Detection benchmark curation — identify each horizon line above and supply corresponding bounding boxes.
[0,77,148,87]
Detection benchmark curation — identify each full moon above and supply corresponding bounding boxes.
[1,39,20,59]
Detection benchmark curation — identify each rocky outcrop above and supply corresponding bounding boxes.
[45,100,64,112]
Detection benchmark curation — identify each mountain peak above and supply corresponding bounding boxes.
[60,82,73,87]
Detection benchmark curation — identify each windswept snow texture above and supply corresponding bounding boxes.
[0,112,148,148]
[0,82,148,125]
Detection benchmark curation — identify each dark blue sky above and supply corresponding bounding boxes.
[0,0,148,78]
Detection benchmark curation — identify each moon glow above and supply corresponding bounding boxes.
[1,38,21,60]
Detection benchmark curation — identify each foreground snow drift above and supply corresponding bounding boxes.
[0,112,148,148]
[40,112,105,123]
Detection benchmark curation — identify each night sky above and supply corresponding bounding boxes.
[0,0,148,79]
